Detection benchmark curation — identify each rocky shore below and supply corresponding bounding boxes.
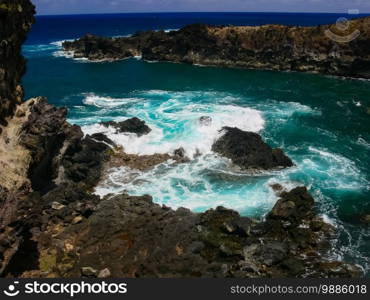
[63,17,370,78]
[0,0,364,277]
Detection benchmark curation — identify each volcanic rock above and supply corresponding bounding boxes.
[212,127,293,170]
[63,19,370,79]
[0,0,35,129]
[101,117,151,136]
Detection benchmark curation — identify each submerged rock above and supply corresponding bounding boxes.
[212,127,293,170]
[101,117,151,136]
[199,116,212,126]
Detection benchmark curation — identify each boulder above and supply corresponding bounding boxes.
[101,117,151,136]
[212,127,293,170]
[90,133,115,146]
[267,186,315,226]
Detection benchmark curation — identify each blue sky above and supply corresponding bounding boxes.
[32,0,370,15]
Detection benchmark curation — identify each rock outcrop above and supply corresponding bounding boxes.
[212,127,293,170]
[16,187,360,278]
[0,96,112,275]
[101,117,151,136]
[0,0,35,131]
[63,18,370,78]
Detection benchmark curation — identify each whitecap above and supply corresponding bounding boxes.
[82,93,144,108]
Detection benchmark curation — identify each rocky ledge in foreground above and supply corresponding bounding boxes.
[63,17,370,78]
[212,127,294,170]
[8,185,363,278]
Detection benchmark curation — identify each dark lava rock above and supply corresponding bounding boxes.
[38,188,360,278]
[212,127,293,170]
[62,33,143,61]
[20,98,111,192]
[0,0,35,129]
[90,133,115,146]
[64,20,370,79]
[101,117,151,136]
[172,147,191,163]
[266,186,315,231]
[20,98,70,192]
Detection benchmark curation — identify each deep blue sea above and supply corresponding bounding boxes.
[22,12,370,274]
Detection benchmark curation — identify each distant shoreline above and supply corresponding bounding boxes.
[35,11,370,17]
[62,17,370,79]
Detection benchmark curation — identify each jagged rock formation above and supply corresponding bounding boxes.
[17,187,362,278]
[63,18,370,78]
[0,97,112,275]
[0,0,364,278]
[0,0,35,131]
[212,127,294,170]
[101,117,151,136]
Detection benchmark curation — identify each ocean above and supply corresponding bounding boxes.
[22,12,370,275]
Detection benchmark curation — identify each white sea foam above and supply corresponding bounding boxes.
[88,90,324,215]
[301,146,368,190]
[321,214,337,227]
[76,90,368,221]
[81,92,265,157]
[23,44,57,53]
[95,154,281,215]
[82,94,144,108]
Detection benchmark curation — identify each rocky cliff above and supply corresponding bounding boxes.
[63,17,370,78]
[0,0,35,131]
[0,1,364,278]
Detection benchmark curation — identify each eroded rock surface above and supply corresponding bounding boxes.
[212,127,293,170]
[0,0,35,130]
[24,187,361,278]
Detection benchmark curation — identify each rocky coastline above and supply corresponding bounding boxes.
[0,0,364,277]
[63,17,370,78]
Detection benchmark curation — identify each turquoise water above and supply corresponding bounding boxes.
[23,13,370,274]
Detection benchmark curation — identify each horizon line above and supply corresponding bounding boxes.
[35,10,370,17]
